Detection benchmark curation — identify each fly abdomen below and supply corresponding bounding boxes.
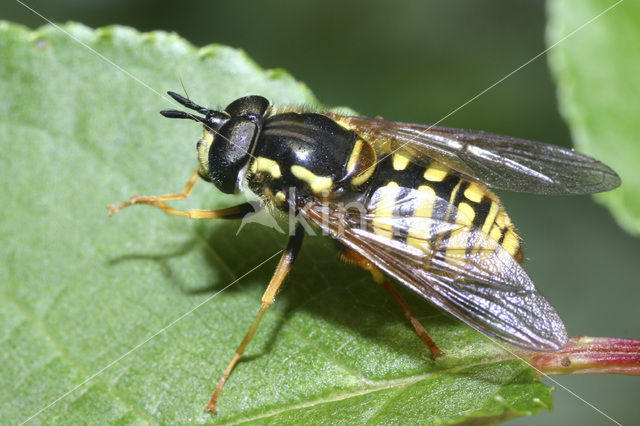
[364,154,523,263]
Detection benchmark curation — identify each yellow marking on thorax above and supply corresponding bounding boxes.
[290,165,333,193]
[250,157,282,178]
[406,185,436,251]
[424,162,449,182]
[352,165,375,187]
[392,152,411,171]
[275,191,286,204]
[372,181,399,240]
[347,139,377,187]
[333,116,355,131]
[346,139,363,173]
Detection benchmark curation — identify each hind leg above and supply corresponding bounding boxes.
[340,246,443,359]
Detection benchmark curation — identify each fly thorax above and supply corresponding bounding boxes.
[254,112,376,200]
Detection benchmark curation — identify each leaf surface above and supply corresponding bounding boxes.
[0,22,552,424]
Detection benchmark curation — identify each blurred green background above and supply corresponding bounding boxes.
[4,0,638,424]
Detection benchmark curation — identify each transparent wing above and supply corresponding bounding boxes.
[301,193,568,351]
[334,115,620,194]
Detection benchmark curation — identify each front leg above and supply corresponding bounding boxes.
[107,166,257,219]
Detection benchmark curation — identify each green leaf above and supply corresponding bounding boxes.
[547,0,640,236]
[0,22,553,424]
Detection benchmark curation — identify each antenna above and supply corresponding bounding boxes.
[167,91,212,115]
[159,109,209,125]
[160,91,229,128]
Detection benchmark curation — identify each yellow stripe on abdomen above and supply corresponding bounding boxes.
[392,152,411,171]
[488,219,522,261]
[481,202,500,235]
[493,208,521,259]
[445,200,477,264]
[502,229,520,259]
[463,183,484,203]
[424,162,449,182]
[406,185,436,251]
[372,181,400,239]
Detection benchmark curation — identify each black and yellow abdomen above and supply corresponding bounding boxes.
[361,152,523,264]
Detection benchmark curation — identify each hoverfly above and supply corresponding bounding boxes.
[108,92,620,413]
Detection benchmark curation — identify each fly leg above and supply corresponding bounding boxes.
[375,273,443,359]
[206,223,304,413]
[340,246,443,359]
[107,166,257,219]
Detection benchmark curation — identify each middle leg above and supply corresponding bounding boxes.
[206,223,305,413]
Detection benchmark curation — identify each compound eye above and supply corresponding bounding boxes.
[346,138,377,188]
[207,118,257,194]
[225,96,270,117]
